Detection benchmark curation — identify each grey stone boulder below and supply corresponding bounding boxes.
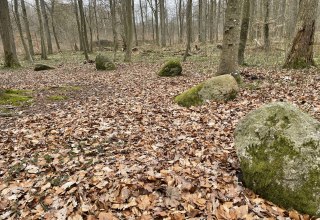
[175,74,239,107]
[234,102,320,216]
[95,54,116,71]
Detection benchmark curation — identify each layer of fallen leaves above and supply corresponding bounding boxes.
[0,62,319,220]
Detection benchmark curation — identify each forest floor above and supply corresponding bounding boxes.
[0,49,320,220]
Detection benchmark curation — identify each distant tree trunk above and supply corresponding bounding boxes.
[132,0,138,46]
[183,0,192,61]
[14,0,33,62]
[160,0,166,47]
[178,0,184,43]
[88,0,94,52]
[0,0,20,67]
[285,0,299,43]
[35,0,48,59]
[209,0,216,43]
[109,0,118,61]
[78,0,89,60]
[283,0,318,69]
[216,0,221,41]
[155,0,159,45]
[279,0,286,40]
[198,0,205,43]
[40,0,53,54]
[74,0,83,50]
[263,0,270,51]
[217,0,243,75]
[248,0,255,42]
[123,0,133,62]
[21,0,34,56]
[238,0,250,65]
[139,0,145,43]
[49,0,61,52]
[93,0,101,50]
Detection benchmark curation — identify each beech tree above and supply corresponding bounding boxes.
[0,0,20,67]
[283,0,318,69]
[238,0,250,65]
[217,0,243,75]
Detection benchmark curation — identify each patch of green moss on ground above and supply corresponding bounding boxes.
[175,83,204,107]
[158,60,182,77]
[48,95,68,101]
[241,135,320,216]
[0,89,32,106]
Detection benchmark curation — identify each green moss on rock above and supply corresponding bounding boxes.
[174,83,204,107]
[158,60,182,77]
[95,54,116,71]
[235,102,320,217]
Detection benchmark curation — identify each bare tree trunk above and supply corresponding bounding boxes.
[216,0,221,41]
[0,0,20,67]
[283,0,318,69]
[40,0,53,54]
[238,0,250,65]
[93,0,101,50]
[155,0,159,45]
[263,0,270,51]
[183,0,192,61]
[109,0,118,61]
[160,0,166,47]
[88,0,93,52]
[178,0,184,44]
[78,0,89,60]
[21,0,34,56]
[285,0,299,43]
[74,0,83,50]
[123,0,133,62]
[14,0,33,62]
[49,0,61,52]
[35,0,48,59]
[139,0,145,43]
[217,0,243,75]
[132,0,138,46]
[248,0,255,42]
[198,0,203,42]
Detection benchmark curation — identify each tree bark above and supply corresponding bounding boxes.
[0,0,20,67]
[109,0,118,61]
[139,0,145,43]
[263,0,270,51]
[217,0,243,75]
[198,0,204,43]
[49,0,61,52]
[132,0,138,46]
[123,0,133,62]
[21,0,34,56]
[93,0,101,50]
[283,0,318,69]
[35,0,48,59]
[178,0,184,44]
[14,0,33,62]
[74,0,83,50]
[160,0,166,47]
[78,0,89,60]
[40,0,53,54]
[183,0,192,61]
[238,0,250,65]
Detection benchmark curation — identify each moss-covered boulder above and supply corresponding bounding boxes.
[34,64,55,71]
[95,54,116,71]
[234,102,320,216]
[158,60,182,77]
[175,74,238,107]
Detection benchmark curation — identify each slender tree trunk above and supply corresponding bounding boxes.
[40,0,53,54]
[283,0,318,69]
[132,0,138,46]
[155,0,160,45]
[160,0,166,47]
[88,0,93,52]
[74,0,83,50]
[183,0,192,61]
[217,0,243,75]
[263,0,270,51]
[35,0,48,59]
[123,0,133,62]
[0,0,20,67]
[109,0,118,61]
[216,0,221,41]
[178,0,184,43]
[238,0,250,65]
[21,0,34,56]
[14,0,33,62]
[78,0,89,60]
[139,0,145,43]
[50,0,61,52]
[93,0,101,50]
[248,0,255,42]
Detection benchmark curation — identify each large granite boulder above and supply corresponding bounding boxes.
[175,74,239,107]
[234,102,320,216]
[95,54,116,71]
[158,60,182,77]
